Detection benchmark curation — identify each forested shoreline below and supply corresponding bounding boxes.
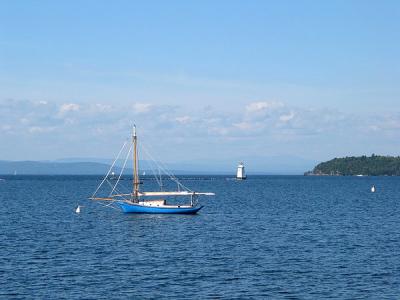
[305,155,400,176]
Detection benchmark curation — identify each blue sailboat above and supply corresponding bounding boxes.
[90,126,214,214]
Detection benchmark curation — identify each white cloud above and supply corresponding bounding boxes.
[366,114,400,133]
[209,126,229,136]
[279,111,295,122]
[28,126,56,134]
[175,116,191,124]
[246,101,283,113]
[59,103,80,114]
[133,103,152,114]
[20,118,29,124]
[2,98,399,162]
[0,99,354,141]
[94,103,112,112]
[233,122,253,130]
[1,125,12,132]
[368,125,379,132]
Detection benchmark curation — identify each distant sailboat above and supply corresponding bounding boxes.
[90,125,214,214]
[236,162,247,180]
[371,185,376,193]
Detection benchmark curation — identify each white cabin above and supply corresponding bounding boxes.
[236,162,246,180]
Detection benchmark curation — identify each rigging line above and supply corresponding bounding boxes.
[105,180,127,197]
[114,180,132,194]
[143,149,162,188]
[138,143,163,187]
[96,201,120,211]
[152,157,189,191]
[152,158,164,189]
[112,185,129,198]
[109,177,132,195]
[91,138,129,198]
[159,168,163,191]
[137,137,184,191]
[159,163,190,191]
[105,179,114,189]
[109,143,132,196]
[110,176,132,195]
[139,143,171,180]
[145,152,187,191]
[139,142,192,192]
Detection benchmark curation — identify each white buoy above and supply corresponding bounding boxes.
[75,205,83,213]
[371,185,376,193]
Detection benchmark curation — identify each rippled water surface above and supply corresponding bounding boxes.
[1,175,400,299]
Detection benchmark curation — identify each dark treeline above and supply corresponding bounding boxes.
[305,155,400,176]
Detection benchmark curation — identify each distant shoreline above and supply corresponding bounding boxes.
[1,174,399,178]
[0,160,304,176]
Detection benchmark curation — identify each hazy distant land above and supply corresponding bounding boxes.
[3,155,399,176]
[0,156,316,175]
[0,161,119,175]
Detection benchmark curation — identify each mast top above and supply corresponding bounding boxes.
[133,124,137,138]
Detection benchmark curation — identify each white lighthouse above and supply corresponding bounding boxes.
[236,162,247,180]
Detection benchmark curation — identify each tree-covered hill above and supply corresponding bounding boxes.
[305,155,400,176]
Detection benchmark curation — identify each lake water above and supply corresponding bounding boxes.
[1,175,399,299]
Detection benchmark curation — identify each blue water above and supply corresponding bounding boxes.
[1,175,400,299]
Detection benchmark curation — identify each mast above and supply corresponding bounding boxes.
[132,125,140,202]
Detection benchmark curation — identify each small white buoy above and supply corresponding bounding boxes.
[75,205,83,213]
[371,185,376,193]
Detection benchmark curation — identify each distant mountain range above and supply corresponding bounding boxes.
[0,160,120,175]
[0,155,317,175]
[55,155,317,175]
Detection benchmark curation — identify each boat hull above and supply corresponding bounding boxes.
[117,202,203,214]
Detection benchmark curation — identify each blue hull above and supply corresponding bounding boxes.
[118,202,203,214]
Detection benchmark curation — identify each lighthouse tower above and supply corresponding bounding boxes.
[236,162,247,180]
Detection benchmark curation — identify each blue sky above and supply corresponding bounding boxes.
[0,1,399,170]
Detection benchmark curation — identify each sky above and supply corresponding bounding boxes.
[0,1,399,171]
